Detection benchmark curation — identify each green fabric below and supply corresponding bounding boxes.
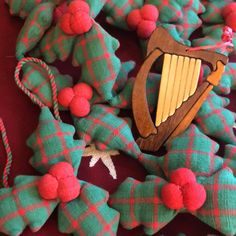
[195,91,236,145]
[58,181,119,236]
[192,24,236,56]
[22,63,73,108]
[38,24,76,63]
[6,0,60,18]
[85,0,107,18]
[16,2,55,59]
[155,124,223,177]
[223,145,236,175]
[103,0,144,30]
[27,107,85,175]
[72,22,121,101]
[0,175,58,236]
[109,73,160,111]
[200,0,232,24]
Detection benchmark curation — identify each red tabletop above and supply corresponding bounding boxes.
[1,1,233,235]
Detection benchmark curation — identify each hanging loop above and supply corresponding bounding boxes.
[14,57,61,121]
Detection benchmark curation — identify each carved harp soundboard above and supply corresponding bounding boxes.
[132,27,228,152]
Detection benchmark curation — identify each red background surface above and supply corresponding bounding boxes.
[1,1,235,235]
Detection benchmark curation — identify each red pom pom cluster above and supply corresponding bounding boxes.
[127,4,159,39]
[222,3,236,32]
[58,82,93,118]
[38,162,80,203]
[161,168,206,211]
[59,0,93,35]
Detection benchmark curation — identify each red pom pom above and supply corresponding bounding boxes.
[140,4,159,22]
[70,96,91,117]
[170,168,196,187]
[73,82,93,100]
[161,183,183,210]
[58,87,75,108]
[38,174,58,200]
[127,9,142,30]
[68,0,90,14]
[49,162,74,179]
[182,182,206,211]
[222,3,236,18]
[59,0,92,35]
[137,20,156,39]
[58,176,80,202]
[225,12,236,32]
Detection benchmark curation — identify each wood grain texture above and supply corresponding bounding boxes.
[132,27,228,152]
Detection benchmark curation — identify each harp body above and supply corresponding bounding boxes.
[132,27,228,152]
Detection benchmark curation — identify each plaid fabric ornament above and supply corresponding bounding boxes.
[22,63,73,108]
[200,0,233,24]
[103,0,144,30]
[0,175,59,236]
[109,73,160,111]
[194,91,236,145]
[223,145,236,175]
[72,22,121,101]
[110,167,236,236]
[193,24,236,56]
[0,57,120,236]
[16,2,55,60]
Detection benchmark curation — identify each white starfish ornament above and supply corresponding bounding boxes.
[82,144,119,179]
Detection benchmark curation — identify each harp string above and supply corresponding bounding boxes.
[190,59,202,96]
[155,54,172,127]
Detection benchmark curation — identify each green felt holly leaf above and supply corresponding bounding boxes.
[0,175,58,236]
[16,2,55,59]
[22,63,73,108]
[110,175,176,235]
[195,91,236,145]
[58,181,119,236]
[27,107,85,175]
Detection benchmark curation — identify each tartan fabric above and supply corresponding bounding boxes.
[86,0,107,18]
[109,73,160,111]
[155,124,223,178]
[22,62,73,108]
[73,104,162,175]
[192,24,236,56]
[72,22,121,101]
[109,176,176,235]
[58,180,120,236]
[38,25,76,63]
[91,60,136,104]
[195,91,236,145]
[196,168,236,236]
[200,0,232,24]
[222,145,236,175]
[16,2,54,60]
[145,0,205,41]
[27,107,86,175]
[110,168,236,235]
[0,175,58,236]
[103,0,144,30]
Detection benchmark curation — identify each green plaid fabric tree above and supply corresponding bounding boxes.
[22,63,73,108]
[27,107,86,175]
[194,91,236,145]
[110,168,236,236]
[0,175,58,236]
[222,145,236,175]
[16,2,55,60]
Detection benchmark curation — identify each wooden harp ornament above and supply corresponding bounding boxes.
[132,27,228,152]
